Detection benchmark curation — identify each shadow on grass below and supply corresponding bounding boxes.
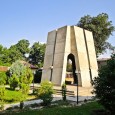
[91,109,111,115]
[5,87,13,91]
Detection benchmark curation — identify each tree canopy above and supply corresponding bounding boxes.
[29,42,46,67]
[0,39,46,67]
[9,39,30,59]
[0,39,30,66]
[77,13,115,56]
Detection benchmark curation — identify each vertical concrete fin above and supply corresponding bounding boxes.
[83,29,92,82]
[84,30,98,79]
[61,26,71,85]
[42,30,57,81]
[52,26,70,85]
[71,26,82,86]
[74,26,91,87]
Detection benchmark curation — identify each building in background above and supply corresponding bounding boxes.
[97,58,110,70]
[0,66,9,72]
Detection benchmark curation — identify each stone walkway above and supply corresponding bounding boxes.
[53,85,95,102]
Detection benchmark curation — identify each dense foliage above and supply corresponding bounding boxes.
[9,60,26,77]
[8,61,33,92]
[93,54,115,114]
[37,81,54,105]
[0,85,5,110]
[29,42,46,67]
[0,86,5,101]
[77,13,115,56]
[0,72,7,110]
[19,67,33,95]
[0,40,46,67]
[0,39,30,66]
[0,72,7,85]
[9,74,19,90]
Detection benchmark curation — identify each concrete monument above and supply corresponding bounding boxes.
[42,26,98,87]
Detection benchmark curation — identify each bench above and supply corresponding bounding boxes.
[54,89,75,97]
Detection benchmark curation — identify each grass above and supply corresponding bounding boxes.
[4,89,23,103]
[4,88,36,103]
[9,101,104,115]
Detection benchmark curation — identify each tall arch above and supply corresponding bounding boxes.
[67,53,77,84]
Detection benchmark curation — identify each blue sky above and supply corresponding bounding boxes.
[0,0,115,57]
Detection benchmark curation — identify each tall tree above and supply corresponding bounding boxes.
[8,48,23,64]
[29,42,46,67]
[77,13,115,56]
[0,45,10,66]
[0,44,3,54]
[0,44,3,65]
[10,39,30,58]
[3,39,30,65]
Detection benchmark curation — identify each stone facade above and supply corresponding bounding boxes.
[42,26,98,87]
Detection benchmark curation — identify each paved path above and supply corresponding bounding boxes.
[4,85,95,110]
[53,85,95,102]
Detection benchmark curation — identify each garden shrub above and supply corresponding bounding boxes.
[0,72,6,110]
[93,54,115,114]
[19,83,29,109]
[37,81,54,105]
[9,60,26,77]
[20,83,30,95]
[9,74,19,90]
[0,86,5,110]
[0,72,7,85]
[0,86,5,101]
[8,61,33,91]
[19,67,33,95]
[19,67,33,85]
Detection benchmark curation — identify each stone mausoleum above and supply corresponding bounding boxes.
[42,26,98,87]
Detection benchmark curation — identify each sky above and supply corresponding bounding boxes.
[0,0,115,58]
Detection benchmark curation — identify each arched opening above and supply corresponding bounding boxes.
[66,53,77,85]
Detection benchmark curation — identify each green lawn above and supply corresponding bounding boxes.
[4,89,23,103]
[10,101,104,115]
[2,89,105,115]
[4,89,36,103]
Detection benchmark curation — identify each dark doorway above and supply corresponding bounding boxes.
[66,54,77,84]
[34,69,42,83]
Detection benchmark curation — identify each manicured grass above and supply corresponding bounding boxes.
[11,101,104,115]
[4,89,36,103]
[4,89,23,103]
